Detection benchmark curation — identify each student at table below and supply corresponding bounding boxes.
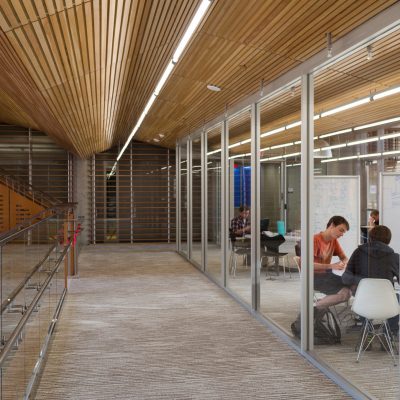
[313,216,352,309]
[342,225,399,336]
[368,209,379,229]
[230,205,250,237]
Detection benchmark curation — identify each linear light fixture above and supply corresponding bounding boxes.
[172,0,211,63]
[207,149,222,156]
[373,86,400,100]
[354,116,400,131]
[319,128,352,139]
[347,137,379,146]
[271,142,294,149]
[286,121,301,129]
[113,0,212,170]
[320,98,370,118]
[359,152,381,159]
[383,150,400,156]
[320,143,346,150]
[283,152,301,158]
[260,126,285,138]
[154,61,175,95]
[321,149,400,164]
[382,132,400,140]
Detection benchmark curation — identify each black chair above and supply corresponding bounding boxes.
[260,218,270,232]
[229,228,251,277]
[261,234,289,279]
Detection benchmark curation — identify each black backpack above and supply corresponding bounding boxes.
[291,308,341,345]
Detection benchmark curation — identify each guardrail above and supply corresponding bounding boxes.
[0,244,70,368]
[0,202,79,399]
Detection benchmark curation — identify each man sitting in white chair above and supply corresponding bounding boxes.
[342,225,399,339]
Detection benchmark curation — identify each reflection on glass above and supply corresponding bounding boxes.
[227,110,251,305]
[313,29,400,398]
[191,137,202,266]
[258,81,302,339]
[180,142,188,255]
[206,125,222,282]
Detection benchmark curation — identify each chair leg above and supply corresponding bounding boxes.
[383,322,398,366]
[356,319,371,362]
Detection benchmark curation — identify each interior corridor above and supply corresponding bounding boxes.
[35,244,350,399]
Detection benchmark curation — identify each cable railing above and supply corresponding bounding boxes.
[0,203,79,399]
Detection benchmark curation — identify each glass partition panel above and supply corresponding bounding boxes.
[206,125,222,282]
[227,109,252,305]
[258,81,302,339]
[180,142,188,255]
[0,214,67,398]
[191,136,202,266]
[312,29,400,398]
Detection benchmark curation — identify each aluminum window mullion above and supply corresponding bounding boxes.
[176,144,181,252]
[251,102,260,311]
[92,155,96,244]
[221,120,229,286]
[187,140,192,260]
[201,130,207,272]
[301,73,315,352]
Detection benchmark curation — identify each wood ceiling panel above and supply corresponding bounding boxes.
[0,0,198,157]
[138,0,397,148]
[0,0,398,157]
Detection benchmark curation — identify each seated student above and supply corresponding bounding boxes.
[368,209,379,229]
[230,205,250,237]
[343,225,399,336]
[313,216,352,309]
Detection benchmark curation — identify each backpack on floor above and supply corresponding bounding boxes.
[291,308,341,345]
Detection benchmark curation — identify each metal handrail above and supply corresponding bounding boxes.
[0,242,57,314]
[0,203,75,246]
[0,243,70,368]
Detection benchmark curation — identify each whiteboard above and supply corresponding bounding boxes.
[380,173,400,254]
[313,176,360,259]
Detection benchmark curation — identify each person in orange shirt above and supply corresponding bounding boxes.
[314,216,352,309]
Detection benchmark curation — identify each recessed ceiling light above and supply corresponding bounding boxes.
[153,138,160,142]
[207,84,222,92]
[158,133,165,138]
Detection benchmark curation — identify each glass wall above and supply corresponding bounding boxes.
[206,124,222,282]
[258,81,302,338]
[226,109,252,305]
[311,29,400,398]
[191,136,202,266]
[177,23,400,400]
[180,141,188,255]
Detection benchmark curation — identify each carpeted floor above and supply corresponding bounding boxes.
[34,244,352,399]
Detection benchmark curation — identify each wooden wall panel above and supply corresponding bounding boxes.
[0,182,10,232]
[9,191,44,228]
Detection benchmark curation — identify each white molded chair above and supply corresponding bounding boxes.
[293,256,301,276]
[352,278,400,365]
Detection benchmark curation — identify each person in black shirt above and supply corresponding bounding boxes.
[343,225,399,336]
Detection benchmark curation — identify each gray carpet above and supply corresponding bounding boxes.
[35,244,350,399]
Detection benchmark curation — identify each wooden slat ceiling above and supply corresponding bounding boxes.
[0,0,398,158]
